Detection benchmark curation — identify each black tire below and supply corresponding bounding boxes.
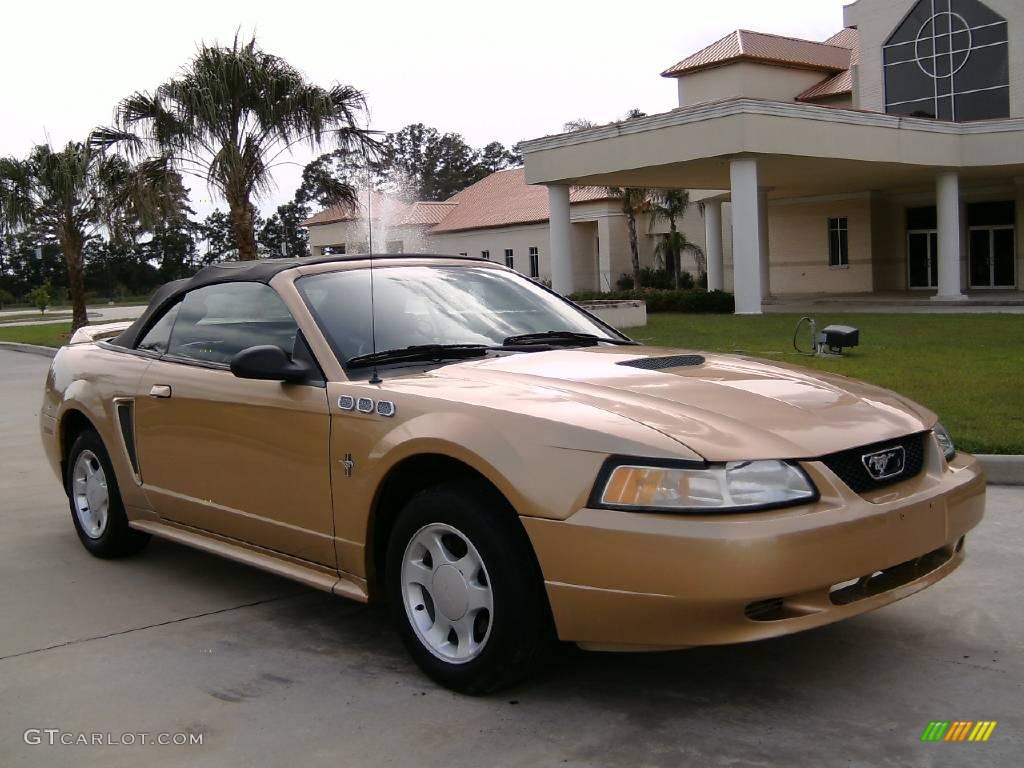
[65,429,150,558]
[386,480,553,694]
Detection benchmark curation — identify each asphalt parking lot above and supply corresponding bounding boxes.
[1,348,1021,767]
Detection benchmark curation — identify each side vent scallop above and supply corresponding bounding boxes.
[115,400,140,477]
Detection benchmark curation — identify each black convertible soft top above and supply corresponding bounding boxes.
[110,254,482,349]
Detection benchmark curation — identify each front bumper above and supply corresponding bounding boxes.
[523,447,986,650]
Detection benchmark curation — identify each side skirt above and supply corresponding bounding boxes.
[129,520,368,602]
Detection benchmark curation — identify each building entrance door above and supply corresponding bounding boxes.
[907,230,938,289]
[969,226,1015,288]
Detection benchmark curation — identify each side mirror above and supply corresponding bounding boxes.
[230,345,309,383]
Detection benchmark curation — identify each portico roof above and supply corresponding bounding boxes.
[521,98,1024,198]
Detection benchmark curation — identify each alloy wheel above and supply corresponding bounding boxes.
[401,522,494,664]
[72,450,109,539]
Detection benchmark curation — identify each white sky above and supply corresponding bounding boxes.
[0,0,846,218]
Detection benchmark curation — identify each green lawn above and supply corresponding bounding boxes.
[0,322,78,348]
[3,313,1021,454]
[623,313,1024,455]
[0,320,135,349]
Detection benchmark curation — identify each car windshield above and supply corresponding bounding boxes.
[296,264,626,364]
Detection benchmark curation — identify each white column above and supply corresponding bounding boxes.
[548,185,574,295]
[758,189,771,299]
[596,216,614,292]
[704,199,724,291]
[933,171,964,301]
[729,158,764,314]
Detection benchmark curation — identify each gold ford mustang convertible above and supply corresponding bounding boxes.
[40,255,985,693]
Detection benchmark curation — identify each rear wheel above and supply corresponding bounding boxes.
[65,429,149,558]
[386,481,553,694]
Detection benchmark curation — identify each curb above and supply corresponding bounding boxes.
[0,342,58,358]
[977,455,1024,486]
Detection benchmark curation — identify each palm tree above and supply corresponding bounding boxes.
[0,142,164,331]
[649,190,705,289]
[92,34,377,261]
[608,187,648,290]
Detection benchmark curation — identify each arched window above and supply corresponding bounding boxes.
[883,0,1009,121]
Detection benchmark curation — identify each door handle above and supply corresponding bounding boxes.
[149,385,172,399]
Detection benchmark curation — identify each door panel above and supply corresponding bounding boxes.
[969,229,992,287]
[134,360,335,566]
[993,228,1016,287]
[908,231,936,289]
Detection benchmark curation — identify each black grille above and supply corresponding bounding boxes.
[820,432,927,494]
[618,355,705,370]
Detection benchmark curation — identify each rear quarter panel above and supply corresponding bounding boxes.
[45,344,155,514]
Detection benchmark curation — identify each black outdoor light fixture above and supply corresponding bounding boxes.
[793,317,860,357]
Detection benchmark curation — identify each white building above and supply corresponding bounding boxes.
[304,169,705,291]
[308,0,1024,313]
[524,0,1024,313]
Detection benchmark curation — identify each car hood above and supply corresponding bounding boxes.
[431,346,935,461]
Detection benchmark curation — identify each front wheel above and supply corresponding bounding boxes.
[386,481,553,694]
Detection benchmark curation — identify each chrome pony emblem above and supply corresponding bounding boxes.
[862,446,906,480]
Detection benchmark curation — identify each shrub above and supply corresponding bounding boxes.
[30,285,51,314]
[0,288,14,308]
[616,269,695,291]
[570,289,734,314]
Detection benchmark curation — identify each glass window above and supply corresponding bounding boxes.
[323,243,346,255]
[907,206,938,230]
[297,265,621,365]
[883,0,1009,122]
[967,201,1015,227]
[480,250,490,260]
[136,302,181,355]
[529,247,540,278]
[166,283,298,365]
[504,249,514,269]
[828,218,849,267]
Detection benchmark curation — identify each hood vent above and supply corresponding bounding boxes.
[617,355,705,371]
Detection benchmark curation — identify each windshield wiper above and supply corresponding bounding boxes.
[502,331,635,347]
[347,344,490,369]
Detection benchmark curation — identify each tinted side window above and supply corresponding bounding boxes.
[167,283,298,365]
[136,303,181,354]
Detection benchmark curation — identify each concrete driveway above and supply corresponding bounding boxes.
[0,349,1020,768]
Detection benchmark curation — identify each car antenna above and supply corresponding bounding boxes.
[365,177,382,385]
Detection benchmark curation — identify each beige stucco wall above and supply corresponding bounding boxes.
[767,195,874,294]
[307,221,431,255]
[844,0,1024,117]
[427,223,549,276]
[308,220,363,255]
[870,194,907,291]
[676,63,828,107]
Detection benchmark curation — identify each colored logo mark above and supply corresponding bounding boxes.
[921,721,997,742]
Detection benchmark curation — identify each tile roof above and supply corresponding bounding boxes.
[661,29,852,77]
[301,191,410,226]
[798,28,859,102]
[401,201,458,226]
[797,69,854,101]
[429,168,614,233]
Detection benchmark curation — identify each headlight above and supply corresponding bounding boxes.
[592,458,818,513]
[934,422,956,461]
